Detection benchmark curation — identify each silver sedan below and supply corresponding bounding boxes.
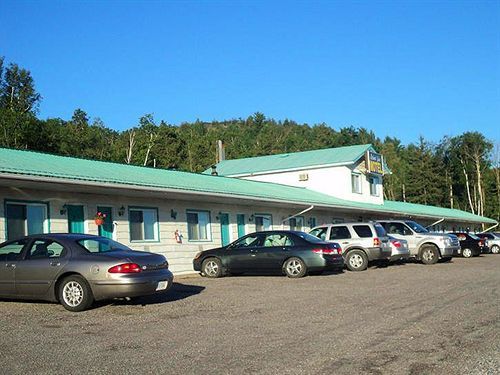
[0,234,173,311]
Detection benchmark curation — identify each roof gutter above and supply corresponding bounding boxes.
[281,205,315,223]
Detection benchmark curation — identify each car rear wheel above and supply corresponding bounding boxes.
[491,245,499,254]
[283,257,307,278]
[58,275,94,312]
[345,250,368,271]
[462,248,473,258]
[420,245,439,265]
[201,258,223,278]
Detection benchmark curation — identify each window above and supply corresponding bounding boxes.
[330,226,351,240]
[310,227,327,241]
[78,237,132,253]
[309,217,316,229]
[288,217,304,231]
[263,234,294,247]
[187,210,211,241]
[0,239,27,261]
[232,234,261,248]
[255,214,272,231]
[28,240,65,259]
[382,222,412,236]
[351,173,362,194]
[129,207,159,241]
[353,225,373,238]
[369,176,378,196]
[5,201,48,240]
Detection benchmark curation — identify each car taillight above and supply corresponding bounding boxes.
[479,240,484,246]
[373,238,381,247]
[312,247,342,255]
[108,263,142,273]
[392,240,401,248]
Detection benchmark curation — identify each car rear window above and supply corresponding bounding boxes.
[330,226,351,240]
[353,225,373,238]
[77,238,131,253]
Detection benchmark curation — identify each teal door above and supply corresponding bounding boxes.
[220,213,230,246]
[67,205,85,233]
[237,214,245,239]
[97,206,113,238]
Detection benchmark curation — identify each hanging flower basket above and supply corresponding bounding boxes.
[94,212,107,226]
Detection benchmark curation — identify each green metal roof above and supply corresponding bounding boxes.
[204,144,374,176]
[0,147,495,224]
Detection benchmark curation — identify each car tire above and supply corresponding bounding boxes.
[201,258,223,278]
[491,245,499,254]
[283,257,307,278]
[420,245,439,265]
[345,250,368,271]
[58,275,94,312]
[462,248,473,258]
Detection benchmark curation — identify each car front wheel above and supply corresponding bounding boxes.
[201,258,223,278]
[58,275,94,312]
[491,245,499,254]
[345,250,368,271]
[283,257,307,278]
[420,245,439,265]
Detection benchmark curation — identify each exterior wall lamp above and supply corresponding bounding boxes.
[170,209,177,220]
[60,204,67,215]
[118,206,125,216]
[249,214,254,222]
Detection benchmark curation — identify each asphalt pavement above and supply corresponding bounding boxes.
[1,255,499,374]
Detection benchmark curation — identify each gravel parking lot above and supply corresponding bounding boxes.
[1,255,499,375]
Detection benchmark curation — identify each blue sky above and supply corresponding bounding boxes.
[1,0,499,144]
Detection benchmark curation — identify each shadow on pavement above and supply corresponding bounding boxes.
[104,282,205,307]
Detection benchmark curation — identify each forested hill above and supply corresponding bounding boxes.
[0,57,498,222]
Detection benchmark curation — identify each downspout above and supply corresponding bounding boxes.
[282,205,315,223]
[482,223,499,233]
[426,217,445,229]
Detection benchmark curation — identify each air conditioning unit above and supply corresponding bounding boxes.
[298,173,309,181]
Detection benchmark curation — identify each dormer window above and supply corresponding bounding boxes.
[369,176,379,196]
[351,173,362,194]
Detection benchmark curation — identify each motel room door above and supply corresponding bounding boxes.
[67,205,85,234]
[220,213,230,247]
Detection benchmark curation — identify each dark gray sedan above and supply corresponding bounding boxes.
[0,234,173,311]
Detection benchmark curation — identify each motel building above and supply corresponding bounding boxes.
[0,144,496,274]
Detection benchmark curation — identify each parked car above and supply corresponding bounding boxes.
[450,232,488,257]
[309,222,391,271]
[0,234,174,312]
[477,233,500,254]
[388,235,411,262]
[377,220,457,264]
[193,231,344,278]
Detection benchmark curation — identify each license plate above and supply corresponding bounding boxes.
[156,281,168,291]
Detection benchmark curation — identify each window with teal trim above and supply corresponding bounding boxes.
[129,208,158,241]
[187,211,211,240]
[5,201,48,240]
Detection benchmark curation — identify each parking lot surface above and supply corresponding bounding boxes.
[1,255,499,374]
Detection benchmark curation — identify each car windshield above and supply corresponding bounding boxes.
[77,237,131,253]
[405,221,429,234]
[296,232,325,244]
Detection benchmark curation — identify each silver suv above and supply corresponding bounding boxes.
[309,222,392,271]
[378,220,458,264]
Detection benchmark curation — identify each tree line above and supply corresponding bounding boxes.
[1,57,498,222]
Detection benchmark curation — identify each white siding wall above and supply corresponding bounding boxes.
[239,165,384,205]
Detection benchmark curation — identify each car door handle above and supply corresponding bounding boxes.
[6,263,16,269]
[342,242,349,244]
[50,261,61,267]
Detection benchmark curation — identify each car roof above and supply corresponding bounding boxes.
[6,233,102,242]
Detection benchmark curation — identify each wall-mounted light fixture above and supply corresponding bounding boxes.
[118,206,126,216]
[249,214,254,222]
[60,204,68,215]
[170,209,177,220]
